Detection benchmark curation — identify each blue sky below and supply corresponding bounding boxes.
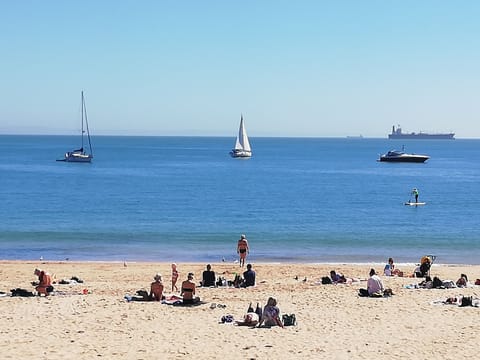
[1,1,479,137]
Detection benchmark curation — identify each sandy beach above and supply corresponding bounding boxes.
[0,261,479,359]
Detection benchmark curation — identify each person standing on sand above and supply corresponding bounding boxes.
[237,234,249,267]
[171,263,179,292]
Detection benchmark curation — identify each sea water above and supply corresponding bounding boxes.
[0,135,479,264]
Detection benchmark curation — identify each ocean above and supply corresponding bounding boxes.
[0,135,479,264]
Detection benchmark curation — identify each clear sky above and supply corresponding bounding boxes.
[1,1,479,138]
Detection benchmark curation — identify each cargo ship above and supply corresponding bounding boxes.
[388,125,455,139]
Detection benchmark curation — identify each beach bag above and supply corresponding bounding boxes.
[432,276,443,288]
[282,314,296,326]
[358,288,369,297]
[221,315,234,323]
[136,290,149,300]
[383,288,393,297]
[321,276,332,285]
[460,296,473,307]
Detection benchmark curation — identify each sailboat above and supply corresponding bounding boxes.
[57,91,94,163]
[230,115,252,158]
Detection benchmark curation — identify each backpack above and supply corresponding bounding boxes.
[460,296,473,307]
[432,276,443,288]
[321,276,332,285]
[282,314,296,326]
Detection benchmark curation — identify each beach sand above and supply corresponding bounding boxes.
[0,261,479,359]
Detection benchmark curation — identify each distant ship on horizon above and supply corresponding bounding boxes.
[388,125,455,139]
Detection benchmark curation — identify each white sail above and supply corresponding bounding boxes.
[235,115,251,152]
[230,115,252,158]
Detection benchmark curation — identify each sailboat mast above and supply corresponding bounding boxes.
[81,91,85,151]
[82,92,93,156]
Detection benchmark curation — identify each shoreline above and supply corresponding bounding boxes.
[2,259,480,267]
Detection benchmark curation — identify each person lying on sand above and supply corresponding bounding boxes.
[236,312,259,327]
[330,270,347,284]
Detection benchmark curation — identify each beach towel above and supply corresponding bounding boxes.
[11,288,35,297]
[430,297,480,307]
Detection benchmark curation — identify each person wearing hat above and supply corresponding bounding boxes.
[181,272,199,304]
[237,234,250,267]
[150,273,164,301]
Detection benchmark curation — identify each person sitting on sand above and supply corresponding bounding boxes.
[359,269,384,297]
[330,270,347,284]
[243,263,256,287]
[456,273,468,288]
[384,258,396,276]
[150,273,164,301]
[201,264,216,287]
[33,268,53,296]
[257,297,284,328]
[181,273,199,304]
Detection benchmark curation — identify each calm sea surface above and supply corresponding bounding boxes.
[0,135,479,264]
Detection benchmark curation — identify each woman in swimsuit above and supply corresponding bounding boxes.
[150,273,164,301]
[237,234,249,267]
[181,273,199,304]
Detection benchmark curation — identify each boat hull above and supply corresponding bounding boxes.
[57,152,93,163]
[230,150,252,158]
[379,155,429,163]
[388,134,454,139]
[388,125,454,139]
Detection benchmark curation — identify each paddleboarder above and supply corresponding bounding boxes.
[412,188,419,203]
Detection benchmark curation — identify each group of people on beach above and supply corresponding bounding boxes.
[143,234,254,304]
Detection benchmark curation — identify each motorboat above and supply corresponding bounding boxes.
[378,148,429,163]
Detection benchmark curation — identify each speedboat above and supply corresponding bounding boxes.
[378,149,429,163]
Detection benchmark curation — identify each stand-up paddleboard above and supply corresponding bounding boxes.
[404,202,426,206]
